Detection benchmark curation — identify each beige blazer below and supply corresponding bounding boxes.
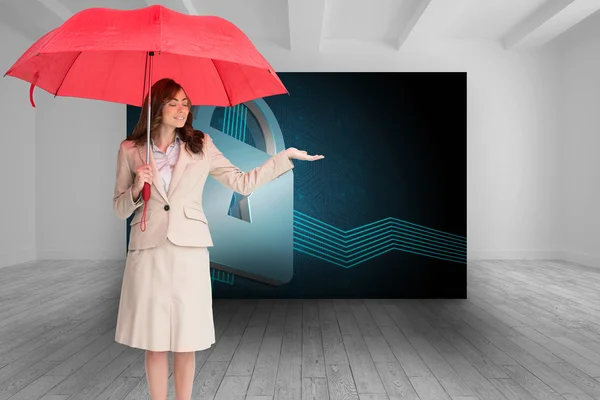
[113,133,294,250]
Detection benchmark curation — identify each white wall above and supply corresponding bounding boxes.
[34,92,127,259]
[0,27,563,262]
[0,24,36,268]
[555,11,600,268]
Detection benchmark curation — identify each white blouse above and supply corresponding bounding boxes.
[151,135,181,193]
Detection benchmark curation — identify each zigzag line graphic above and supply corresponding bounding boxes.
[293,210,466,267]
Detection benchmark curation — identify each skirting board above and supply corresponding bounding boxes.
[37,249,126,260]
[468,250,564,260]
[469,250,600,269]
[560,250,600,269]
[0,248,36,269]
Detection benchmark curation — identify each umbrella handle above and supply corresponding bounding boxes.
[142,182,151,201]
[140,182,151,232]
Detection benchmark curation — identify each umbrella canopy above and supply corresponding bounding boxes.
[4,4,287,107]
[4,4,289,232]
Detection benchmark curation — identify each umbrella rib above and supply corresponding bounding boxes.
[210,59,232,106]
[54,51,83,97]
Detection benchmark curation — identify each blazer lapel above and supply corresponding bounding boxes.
[137,144,169,203]
[167,142,194,197]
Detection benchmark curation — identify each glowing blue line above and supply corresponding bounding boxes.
[295,234,464,262]
[296,242,465,267]
[294,210,466,243]
[294,241,400,267]
[293,242,465,267]
[293,219,466,250]
[294,236,465,263]
[293,218,466,249]
[294,224,466,256]
[293,216,465,247]
[294,211,466,244]
[293,244,397,268]
[294,228,466,259]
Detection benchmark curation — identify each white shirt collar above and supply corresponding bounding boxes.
[151,133,181,151]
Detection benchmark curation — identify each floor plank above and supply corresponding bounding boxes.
[1,259,600,399]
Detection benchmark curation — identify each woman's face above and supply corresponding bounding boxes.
[161,88,190,129]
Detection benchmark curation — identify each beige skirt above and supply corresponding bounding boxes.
[115,238,215,352]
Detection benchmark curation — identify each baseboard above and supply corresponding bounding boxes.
[0,248,37,268]
[37,249,126,260]
[468,250,564,260]
[559,250,600,269]
[468,249,600,269]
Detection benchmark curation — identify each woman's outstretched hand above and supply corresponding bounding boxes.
[285,147,325,161]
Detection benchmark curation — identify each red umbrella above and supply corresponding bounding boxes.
[4,4,288,230]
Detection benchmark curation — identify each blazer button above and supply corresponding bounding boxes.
[164,205,170,211]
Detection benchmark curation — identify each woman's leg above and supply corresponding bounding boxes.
[173,351,196,400]
[145,350,169,400]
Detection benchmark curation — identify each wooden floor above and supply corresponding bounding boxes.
[1,260,600,400]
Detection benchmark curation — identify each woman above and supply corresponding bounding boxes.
[112,78,323,400]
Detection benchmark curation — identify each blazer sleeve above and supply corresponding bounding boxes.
[206,133,294,196]
[113,142,144,219]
